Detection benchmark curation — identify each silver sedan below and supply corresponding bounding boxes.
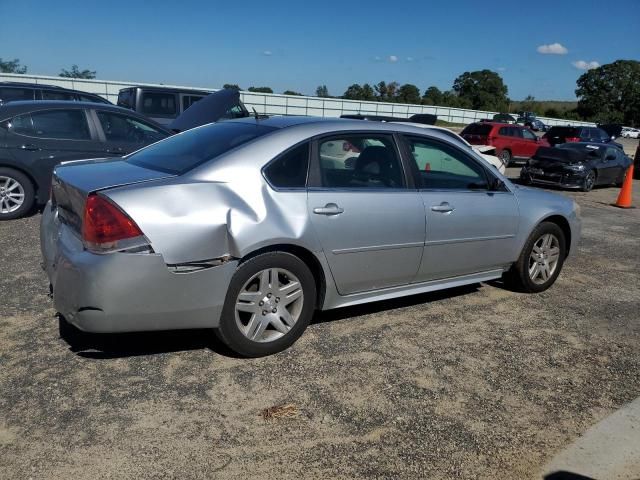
[41,116,581,357]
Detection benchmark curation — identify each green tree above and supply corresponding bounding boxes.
[247,86,273,93]
[374,81,399,102]
[0,58,27,74]
[422,86,443,105]
[343,83,365,100]
[223,83,241,90]
[396,84,421,104]
[452,70,509,111]
[316,85,330,97]
[361,84,375,101]
[59,65,96,79]
[520,95,536,113]
[283,90,303,96]
[576,60,640,126]
[544,108,560,118]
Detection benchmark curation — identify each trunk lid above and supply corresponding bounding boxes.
[52,158,175,233]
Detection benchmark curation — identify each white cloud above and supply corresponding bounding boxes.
[537,43,568,55]
[406,56,414,62]
[572,60,600,70]
[374,56,382,61]
[388,55,398,63]
[262,50,273,56]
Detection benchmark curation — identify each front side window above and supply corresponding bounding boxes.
[41,90,75,101]
[97,111,167,143]
[522,129,537,141]
[317,135,405,189]
[264,142,309,188]
[141,92,177,116]
[406,136,488,190]
[9,109,90,140]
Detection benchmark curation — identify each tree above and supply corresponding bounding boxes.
[374,81,399,102]
[59,65,96,79]
[316,85,330,97]
[544,108,560,118]
[520,95,536,113]
[396,84,421,104]
[343,83,365,100]
[422,86,443,105]
[361,83,375,101]
[0,58,27,74]
[247,86,273,93]
[283,90,303,96]
[575,60,640,126]
[223,83,241,90]
[452,70,509,111]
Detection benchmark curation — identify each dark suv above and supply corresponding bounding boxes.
[0,82,111,105]
[542,126,618,147]
[117,86,249,126]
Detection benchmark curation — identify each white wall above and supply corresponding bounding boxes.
[0,73,594,127]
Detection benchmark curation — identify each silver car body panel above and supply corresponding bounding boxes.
[41,116,581,333]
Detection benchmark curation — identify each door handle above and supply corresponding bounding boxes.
[431,202,455,213]
[313,203,344,215]
[20,144,39,151]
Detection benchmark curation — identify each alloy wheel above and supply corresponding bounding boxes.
[528,233,560,285]
[234,267,304,343]
[0,176,25,214]
[584,171,595,191]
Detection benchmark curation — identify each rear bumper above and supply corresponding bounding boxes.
[40,204,237,333]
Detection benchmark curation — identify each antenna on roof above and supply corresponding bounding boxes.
[252,107,260,121]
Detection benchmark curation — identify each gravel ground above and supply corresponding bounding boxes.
[0,177,639,479]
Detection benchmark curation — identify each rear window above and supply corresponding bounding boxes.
[461,123,492,136]
[125,121,277,175]
[141,92,177,116]
[545,127,579,137]
[117,89,135,109]
[0,87,34,103]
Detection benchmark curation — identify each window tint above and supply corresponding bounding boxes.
[126,122,276,175]
[0,87,34,103]
[461,123,492,136]
[141,92,177,116]
[264,143,309,188]
[10,110,90,140]
[41,89,75,101]
[181,95,206,111]
[522,129,537,141]
[498,127,510,136]
[117,89,135,109]
[317,135,404,189]
[406,137,488,190]
[97,111,167,143]
[595,128,610,140]
[220,104,248,120]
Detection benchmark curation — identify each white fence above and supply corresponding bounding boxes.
[0,73,594,127]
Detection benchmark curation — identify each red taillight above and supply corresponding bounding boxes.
[82,194,143,251]
[566,137,580,142]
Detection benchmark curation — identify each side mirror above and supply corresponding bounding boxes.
[489,177,505,191]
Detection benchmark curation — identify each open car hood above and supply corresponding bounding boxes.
[169,89,247,132]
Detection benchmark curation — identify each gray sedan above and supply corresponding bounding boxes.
[41,116,581,357]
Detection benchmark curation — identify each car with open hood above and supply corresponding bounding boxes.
[520,143,632,191]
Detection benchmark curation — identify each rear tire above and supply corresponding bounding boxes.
[0,168,35,220]
[215,251,316,357]
[504,222,566,293]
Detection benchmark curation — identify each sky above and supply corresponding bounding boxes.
[1,0,639,101]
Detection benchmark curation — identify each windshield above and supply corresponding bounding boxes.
[126,121,277,174]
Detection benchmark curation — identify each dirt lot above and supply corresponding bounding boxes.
[1,177,639,479]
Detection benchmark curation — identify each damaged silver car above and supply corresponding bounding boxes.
[41,116,581,357]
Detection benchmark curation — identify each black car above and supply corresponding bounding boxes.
[542,125,621,148]
[0,101,171,219]
[520,143,632,192]
[0,81,111,105]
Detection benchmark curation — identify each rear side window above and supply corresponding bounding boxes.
[181,95,206,111]
[9,109,90,140]
[41,89,75,101]
[126,122,277,174]
[141,92,177,116]
[498,127,510,136]
[264,143,309,188]
[545,127,578,138]
[0,87,34,103]
[461,123,492,136]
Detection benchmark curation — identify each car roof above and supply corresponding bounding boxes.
[0,81,64,89]
[122,86,212,95]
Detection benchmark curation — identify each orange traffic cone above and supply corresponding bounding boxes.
[614,164,634,208]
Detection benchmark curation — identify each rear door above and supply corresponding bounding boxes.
[401,135,519,281]
[307,132,425,295]
[519,127,540,158]
[91,109,169,156]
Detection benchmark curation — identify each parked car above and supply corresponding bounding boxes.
[117,86,249,126]
[520,143,632,191]
[41,116,580,357]
[516,112,547,132]
[493,113,516,123]
[634,142,640,180]
[0,90,251,220]
[621,127,639,139]
[0,81,111,105]
[597,123,623,139]
[542,126,622,148]
[461,122,549,166]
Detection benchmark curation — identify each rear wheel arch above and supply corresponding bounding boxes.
[239,243,327,309]
[0,163,38,193]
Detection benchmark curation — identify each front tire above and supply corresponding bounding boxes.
[0,168,35,220]
[499,149,512,167]
[216,252,317,357]
[581,170,596,192]
[504,222,566,293]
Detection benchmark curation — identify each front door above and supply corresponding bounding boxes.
[308,133,425,295]
[401,135,520,281]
